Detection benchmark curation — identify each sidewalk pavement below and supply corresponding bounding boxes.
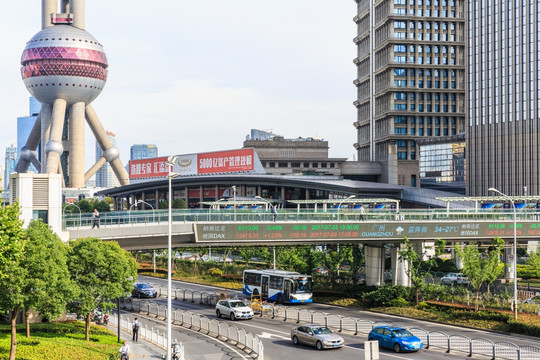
[110,326,165,359]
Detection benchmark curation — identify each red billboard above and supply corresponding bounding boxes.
[129,157,168,179]
[197,149,254,174]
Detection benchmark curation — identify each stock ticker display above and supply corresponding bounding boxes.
[195,221,539,243]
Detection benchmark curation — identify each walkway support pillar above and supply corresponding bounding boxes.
[391,243,410,286]
[365,245,384,286]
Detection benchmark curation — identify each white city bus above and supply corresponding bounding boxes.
[242,269,312,304]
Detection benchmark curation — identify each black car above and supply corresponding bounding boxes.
[131,283,157,298]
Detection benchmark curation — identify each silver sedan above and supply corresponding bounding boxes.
[290,324,344,350]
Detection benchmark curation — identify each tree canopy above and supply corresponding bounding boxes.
[67,237,138,340]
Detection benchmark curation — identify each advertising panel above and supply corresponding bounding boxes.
[197,148,254,174]
[173,154,197,176]
[129,157,168,179]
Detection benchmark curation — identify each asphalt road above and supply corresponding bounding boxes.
[136,276,540,360]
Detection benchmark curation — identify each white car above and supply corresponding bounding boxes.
[215,299,253,320]
[440,273,470,285]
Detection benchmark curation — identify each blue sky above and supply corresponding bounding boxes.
[0,1,357,171]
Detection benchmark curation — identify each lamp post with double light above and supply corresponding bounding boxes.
[232,185,237,221]
[337,195,356,221]
[166,155,179,359]
[62,203,81,227]
[488,187,518,320]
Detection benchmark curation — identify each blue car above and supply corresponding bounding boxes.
[368,326,423,353]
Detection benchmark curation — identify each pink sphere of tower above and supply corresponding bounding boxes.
[21,24,108,106]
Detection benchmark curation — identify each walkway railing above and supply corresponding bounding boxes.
[63,208,540,229]
[120,294,263,359]
[109,311,185,360]
[140,283,539,360]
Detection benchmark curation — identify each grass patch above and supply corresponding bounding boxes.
[0,321,122,360]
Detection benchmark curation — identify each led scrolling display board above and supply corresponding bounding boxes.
[195,221,540,243]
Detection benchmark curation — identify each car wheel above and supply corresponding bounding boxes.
[277,294,283,304]
[368,336,373,341]
[230,312,235,321]
[292,336,299,345]
[394,343,401,353]
[316,341,323,350]
[216,310,221,318]
[452,280,457,286]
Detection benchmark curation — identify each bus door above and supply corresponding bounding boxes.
[261,276,269,298]
[284,279,292,301]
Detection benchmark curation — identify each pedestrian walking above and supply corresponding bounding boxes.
[359,205,365,221]
[91,208,100,229]
[119,340,130,360]
[271,204,278,222]
[132,317,140,342]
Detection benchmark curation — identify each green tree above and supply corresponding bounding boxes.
[321,245,352,290]
[23,220,74,338]
[0,203,27,360]
[93,199,111,213]
[455,238,505,311]
[67,238,138,341]
[398,237,436,304]
[527,247,540,278]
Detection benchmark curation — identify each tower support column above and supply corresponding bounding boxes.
[85,104,129,185]
[45,99,67,174]
[69,102,86,187]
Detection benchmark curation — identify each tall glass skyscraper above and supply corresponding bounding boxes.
[466,0,540,196]
[17,97,41,173]
[96,131,120,188]
[130,144,158,160]
[354,0,466,186]
[4,145,17,189]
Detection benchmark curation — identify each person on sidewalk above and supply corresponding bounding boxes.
[132,318,140,342]
[119,340,130,360]
[359,205,365,221]
[92,208,100,229]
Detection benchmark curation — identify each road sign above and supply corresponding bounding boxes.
[364,340,379,360]
[508,254,515,262]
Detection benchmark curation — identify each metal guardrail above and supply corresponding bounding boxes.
[109,312,185,360]
[140,283,539,360]
[62,208,540,229]
[121,290,263,360]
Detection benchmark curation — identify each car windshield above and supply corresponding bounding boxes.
[311,327,332,335]
[292,278,312,293]
[393,329,413,337]
[138,284,151,289]
[230,301,247,308]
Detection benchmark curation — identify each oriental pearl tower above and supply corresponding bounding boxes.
[15,0,129,187]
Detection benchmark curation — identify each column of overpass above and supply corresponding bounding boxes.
[391,243,410,286]
[365,245,384,286]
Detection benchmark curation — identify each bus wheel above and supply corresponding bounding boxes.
[277,294,283,304]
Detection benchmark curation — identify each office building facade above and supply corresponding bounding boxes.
[353,0,466,187]
[466,1,540,196]
[17,97,42,173]
[130,144,158,160]
[96,131,120,188]
[4,145,17,189]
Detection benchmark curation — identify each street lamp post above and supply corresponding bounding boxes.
[488,187,518,320]
[166,155,179,359]
[337,195,356,221]
[232,186,237,222]
[62,203,81,227]
[210,198,226,221]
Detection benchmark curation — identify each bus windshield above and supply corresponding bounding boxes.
[292,277,312,293]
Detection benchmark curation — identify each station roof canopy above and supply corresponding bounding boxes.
[287,198,400,205]
[435,196,540,202]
